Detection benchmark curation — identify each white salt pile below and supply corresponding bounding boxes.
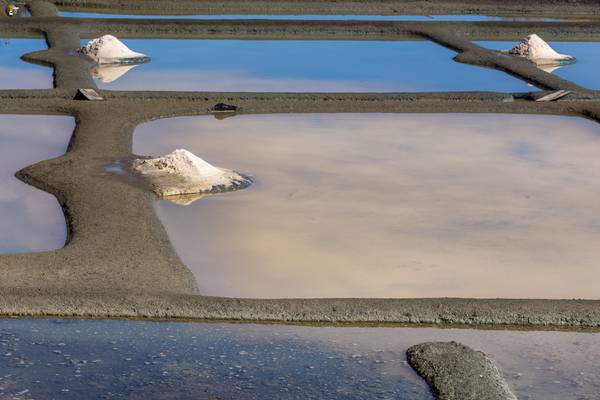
[504,34,575,65]
[79,35,149,65]
[133,149,252,198]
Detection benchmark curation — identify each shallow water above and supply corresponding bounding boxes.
[478,41,600,89]
[134,113,600,299]
[0,39,52,89]
[0,115,73,253]
[87,39,533,92]
[1,319,599,400]
[61,12,560,21]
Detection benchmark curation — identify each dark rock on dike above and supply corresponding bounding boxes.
[407,341,518,400]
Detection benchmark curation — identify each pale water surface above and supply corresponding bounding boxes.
[89,39,533,92]
[0,39,53,89]
[1,319,599,400]
[0,115,73,253]
[135,114,600,299]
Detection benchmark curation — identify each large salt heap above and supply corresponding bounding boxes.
[504,34,575,65]
[133,149,252,198]
[79,35,149,65]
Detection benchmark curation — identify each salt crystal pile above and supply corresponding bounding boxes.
[504,34,575,65]
[79,35,149,65]
[133,149,252,198]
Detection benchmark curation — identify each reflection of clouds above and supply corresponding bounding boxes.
[0,67,52,89]
[97,68,407,92]
[137,114,600,299]
[0,116,74,253]
[93,39,537,92]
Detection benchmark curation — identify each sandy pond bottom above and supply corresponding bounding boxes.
[0,115,73,253]
[1,319,599,400]
[134,114,600,299]
[0,39,53,89]
[88,39,532,92]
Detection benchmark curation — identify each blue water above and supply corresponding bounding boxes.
[61,12,560,21]
[478,41,600,89]
[1,319,599,400]
[86,39,533,92]
[0,319,432,400]
[0,39,52,89]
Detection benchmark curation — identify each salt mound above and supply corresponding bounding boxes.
[133,149,252,198]
[504,34,574,65]
[80,35,149,65]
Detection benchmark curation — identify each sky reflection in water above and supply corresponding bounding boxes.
[0,39,53,89]
[1,319,599,400]
[90,39,533,92]
[0,115,73,253]
[135,114,600,299]
[478,41,600,89]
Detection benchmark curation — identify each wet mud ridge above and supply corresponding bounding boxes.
[1,0,600,328]
[408,342,519,400]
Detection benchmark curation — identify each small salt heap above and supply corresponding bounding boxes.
[504,34,575,65]
[79,35,149,65]
[133,149,252,198]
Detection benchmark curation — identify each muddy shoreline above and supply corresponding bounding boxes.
[2,288,600,329]
[0,0,600,328]
[4,19,600,41]
[50,0,600,18]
